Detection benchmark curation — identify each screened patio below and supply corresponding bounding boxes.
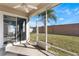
[0,3,59,56]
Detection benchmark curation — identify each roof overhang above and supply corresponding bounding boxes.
[0,3,59,18]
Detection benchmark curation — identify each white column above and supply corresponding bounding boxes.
[36,17,39,44]
[0,12,4,48]
[45,10,48,51]
[26,18,28,43]
[26,17,30,44]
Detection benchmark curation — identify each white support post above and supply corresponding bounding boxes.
[26,17,30,44]
[26,18,28,44]
[36,17,39,44]
[45,10,48,51]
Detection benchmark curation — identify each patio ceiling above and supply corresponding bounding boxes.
[0,3,59,18]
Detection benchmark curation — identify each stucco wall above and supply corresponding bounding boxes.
[33,23,79,36]
[53,24,79,36]
[0,12,3,48]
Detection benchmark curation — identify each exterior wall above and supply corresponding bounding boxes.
[33,23,79,36]
[0,12,4,48]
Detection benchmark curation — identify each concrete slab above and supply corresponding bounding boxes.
[6,43,47,56]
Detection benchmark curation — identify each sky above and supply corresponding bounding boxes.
[29,3,79,27]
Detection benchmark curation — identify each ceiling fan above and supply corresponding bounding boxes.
[13,3,38,13]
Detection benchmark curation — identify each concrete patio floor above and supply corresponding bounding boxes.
[5,42,53,56]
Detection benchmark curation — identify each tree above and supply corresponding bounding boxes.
[38,9,57,26]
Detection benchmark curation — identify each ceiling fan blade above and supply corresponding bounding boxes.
[27,5,37,9]
[13,4,22,8]
[24,6,29,13]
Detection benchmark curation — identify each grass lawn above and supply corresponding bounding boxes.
[30,33,79,56]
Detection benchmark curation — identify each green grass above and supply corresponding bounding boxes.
[48,47,72,56]
[30,33,79,56]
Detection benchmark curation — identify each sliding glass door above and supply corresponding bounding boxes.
[4,15,26,44]
[16,17,26,43]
